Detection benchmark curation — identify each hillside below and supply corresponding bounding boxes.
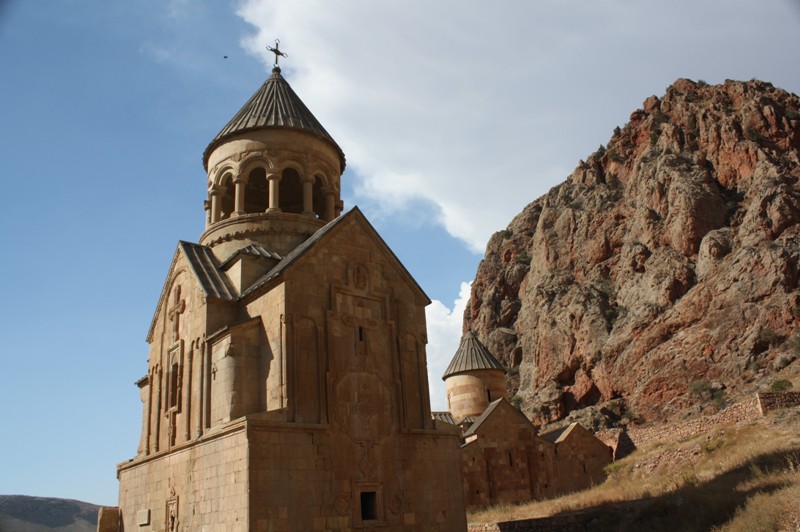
[469,407,800,531]
[465,78,800,426]
[0,495,99,532]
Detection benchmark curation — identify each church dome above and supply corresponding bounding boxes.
[442,331,505,379]
[443,331,506,421]
[203,66,345,172]
[200,61,347,264]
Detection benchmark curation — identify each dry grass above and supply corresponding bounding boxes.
[468,409,800,530]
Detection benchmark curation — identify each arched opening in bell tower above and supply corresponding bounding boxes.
[244,167,270,213]
[218,175,235,221]
[312,175,326,219]
[279,167,303,214]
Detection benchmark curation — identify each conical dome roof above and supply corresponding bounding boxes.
[442,331,504,380]
[203,66,345,171]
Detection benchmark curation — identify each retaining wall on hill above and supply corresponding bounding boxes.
[597,391,800,459]
[757,391,800,413]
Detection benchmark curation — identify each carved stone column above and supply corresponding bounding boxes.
[209,187,221,223]
[232,176,246,217]
[267,173,281,213]
[325,189,336,221]
[154,367,162,452]
[184,348,193,441]
[302,177,314,217]
[196,342,205,439]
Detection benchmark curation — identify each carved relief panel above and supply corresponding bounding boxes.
[327,261,399,449]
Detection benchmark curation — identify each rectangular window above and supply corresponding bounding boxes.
[360,491,377,521]
[167,344,182,412]
[354,484,383,526]
[169,362,180,408]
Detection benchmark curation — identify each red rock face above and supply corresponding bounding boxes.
[465,79,800,425]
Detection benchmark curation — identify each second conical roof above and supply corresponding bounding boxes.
[442,331,505,380]
[203,66,345,171]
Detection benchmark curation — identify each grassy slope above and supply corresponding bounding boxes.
[469,409,800,531]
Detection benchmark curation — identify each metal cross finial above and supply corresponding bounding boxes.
[267,39,288,67]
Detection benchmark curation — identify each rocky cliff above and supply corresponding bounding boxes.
[465,79,800,426]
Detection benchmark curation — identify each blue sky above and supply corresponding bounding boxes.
[1,0,798,507]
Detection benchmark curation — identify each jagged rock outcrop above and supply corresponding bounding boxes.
[465,79,800,425]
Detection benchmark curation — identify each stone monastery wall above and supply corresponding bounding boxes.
[757,391,800,412]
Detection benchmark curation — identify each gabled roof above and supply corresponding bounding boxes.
[146,207,429,341]
[240,207,430,304]
[463,398,534,437]
[540,422,579,444]
[238,211,350,298]
[432,411,457,425]
[179,242,238,300]
[442,330,504,380]
[203,66,345,171]
[463,398,503,436]
[220,244,282,269]
[146,242,237,342]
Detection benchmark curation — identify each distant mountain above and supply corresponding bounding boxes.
[465,79,800,426]
[0,495,99,532]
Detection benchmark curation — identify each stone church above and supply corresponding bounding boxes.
[436,332,612,511]
[104,63,466,531]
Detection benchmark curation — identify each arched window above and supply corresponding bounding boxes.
[244,167,269,213]
[279,167,303,214]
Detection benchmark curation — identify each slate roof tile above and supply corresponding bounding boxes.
[203,67,345,171]
[442,331,505,379]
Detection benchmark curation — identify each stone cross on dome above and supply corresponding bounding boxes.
[267,39,288,67]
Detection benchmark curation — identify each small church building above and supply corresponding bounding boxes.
[436,332,613,511]
[104,61,467,531]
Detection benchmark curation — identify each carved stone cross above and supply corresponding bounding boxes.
[168,286,185,342]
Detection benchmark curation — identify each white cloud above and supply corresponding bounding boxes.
[425,282,471,411]
[235,0,800,253]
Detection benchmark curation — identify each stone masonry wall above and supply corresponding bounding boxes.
[467,511,597,532]
[757,392,800,413]
[597,392,800,459]
[597,398,759,458]
[117,424,249,532]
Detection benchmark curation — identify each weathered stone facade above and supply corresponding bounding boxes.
[452,399,612,511]
[109,66,466,531]
[539,423,612,494]
[460,400,557,509]
[439,334,612,512]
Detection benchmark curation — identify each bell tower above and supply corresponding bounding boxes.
[200,63,346,261]
[443,331,507,421]
[111,44,468,532]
